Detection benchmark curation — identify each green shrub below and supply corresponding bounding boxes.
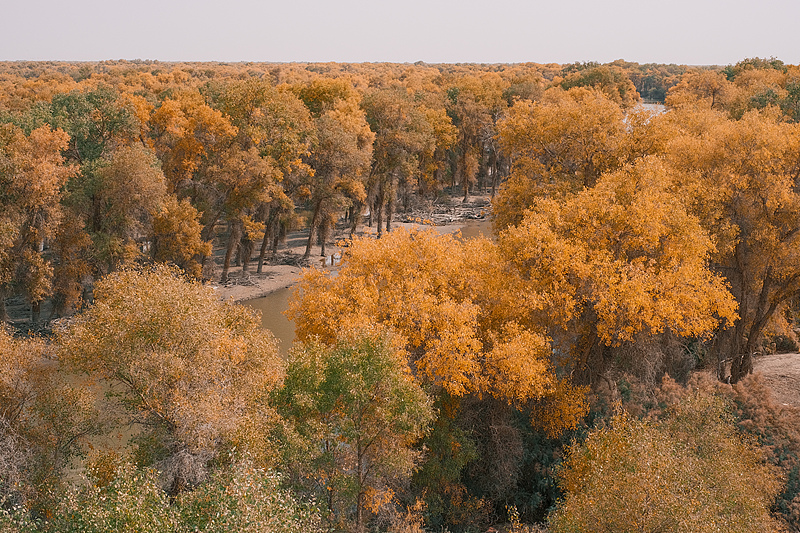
[175,459,322,533]
[48,463,175,533]
[40,457,321,533]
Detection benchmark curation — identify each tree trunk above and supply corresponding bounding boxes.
[31,300,41,326]
[304,200,322,260]
[726,244,750,383]
[375,181,385,238]
[0,288,7,323]
[241,236,253,272]
[257,225,271,274]
[385,194,393,234]
[257,209,277,274]
[349,201,363,238]
[356,443,365,533]
[198,209,224,273]
[271,226,282,258]
[221,221,241,284]
[375,200,383,238]
[491,159,499,198]
[731,287,782,383]
[320,218,328,258]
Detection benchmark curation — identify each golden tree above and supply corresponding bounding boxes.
[58,265,283,492]
[289,228,580,430]
[559,64,640,108]
[208,78,316,270]
[150,90,237,192]
[496,157,737,384]
[494,87,627,231]
[0,327,102,509]
[550,393,782,533]
[663,107,800,381]
[150,195,211,278]
[0,124,75,321]
[297,82,374,259]
[90,144,168,272]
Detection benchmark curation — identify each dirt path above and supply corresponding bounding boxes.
[753,352,800,407]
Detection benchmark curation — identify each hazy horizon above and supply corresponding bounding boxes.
[3,0,799,66]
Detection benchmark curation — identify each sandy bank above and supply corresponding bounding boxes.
[216,219,472,303]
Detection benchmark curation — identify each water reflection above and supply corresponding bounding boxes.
[242,286,296,357]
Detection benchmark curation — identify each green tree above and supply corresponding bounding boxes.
[275,331,433,533]
[48,463,176,533]
[38,85,141,165]
[175,458,323,533]
[23,86,160,289]
[559,64,640,108]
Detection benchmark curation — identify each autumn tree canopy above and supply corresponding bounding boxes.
[276,331,433,533]
[290,228,587,434]
[496,157,737,384]
[0,124,75,321]
[550,393,782,533]
[58,265,283,492]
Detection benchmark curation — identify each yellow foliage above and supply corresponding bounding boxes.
[484,323,553,403]
[498,156,737,350]
[290,228,579,432]
[551,394,783,532]
[290,228,482,396]
[0,123,76,307]
[150,90,237,189]
[151,195,211,278]
[662,107,800,379]
[58,265,282,455]
[496,87,626,196]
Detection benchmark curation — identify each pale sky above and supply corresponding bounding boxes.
[3,0,798,65]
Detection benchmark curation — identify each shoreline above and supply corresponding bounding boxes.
[216,219,482,303]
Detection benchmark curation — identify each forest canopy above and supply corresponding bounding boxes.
[2,57,800,532]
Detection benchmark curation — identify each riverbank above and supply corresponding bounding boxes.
[217,195,493,302]
[215,218,476,302]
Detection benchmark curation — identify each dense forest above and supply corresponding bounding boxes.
[3,57,800,532]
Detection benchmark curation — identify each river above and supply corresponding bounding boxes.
[242,218,493,356]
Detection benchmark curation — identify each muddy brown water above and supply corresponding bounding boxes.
[243,286,296,357]
[242,219,493,355]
